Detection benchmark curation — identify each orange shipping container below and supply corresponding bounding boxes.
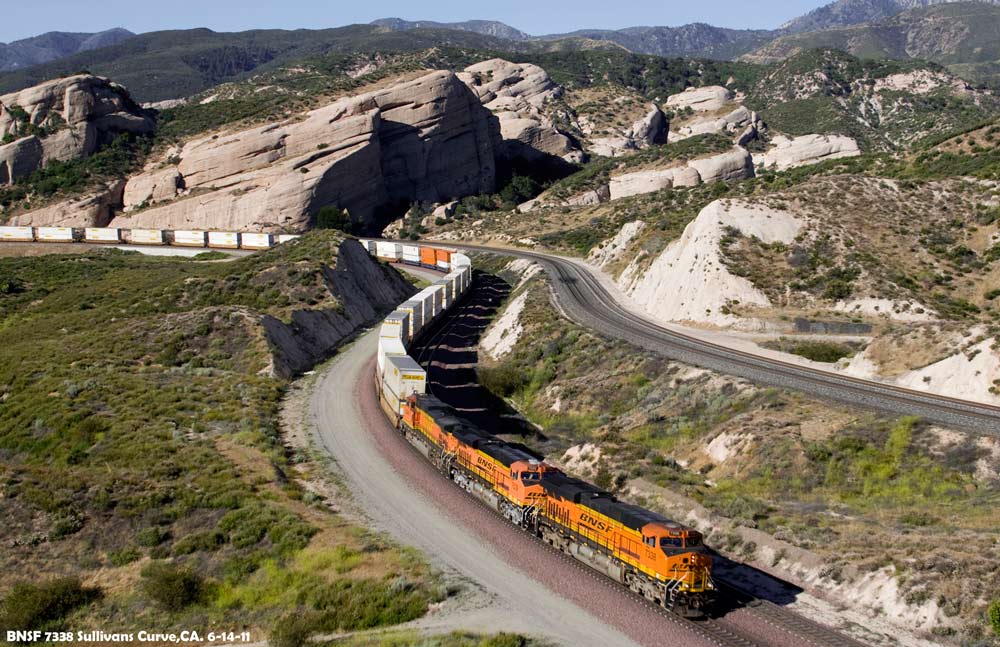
[420,247,437,265]
[435,249,452,264]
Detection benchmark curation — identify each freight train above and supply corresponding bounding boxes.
[0,225,298,249]
[361,239,715,616]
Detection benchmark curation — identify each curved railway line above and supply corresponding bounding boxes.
[423,241,1000,434]
[408,270,871,647]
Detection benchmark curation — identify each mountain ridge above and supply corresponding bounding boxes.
[0,28,134,71]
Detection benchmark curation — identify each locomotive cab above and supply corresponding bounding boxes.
[641,523,714,614]
[508,459,556,506]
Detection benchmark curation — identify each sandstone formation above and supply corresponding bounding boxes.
[8,180,124,227]
[0,75,153,184]
[627,104,669,146]
[752,134,861,171]
[621,200,802,327]
[105,71,499,233]
[459,59,581,162]
[669,105,762,142]
[608,147,753,200]
[666,86,733,112]
[263,239,415,378]
[689,147,756,183]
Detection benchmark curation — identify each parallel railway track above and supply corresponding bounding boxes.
[422,241,1000,434]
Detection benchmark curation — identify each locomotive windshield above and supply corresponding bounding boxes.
[520,472,540,481]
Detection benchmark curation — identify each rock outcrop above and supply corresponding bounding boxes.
[0,75,153,184]
[621,200,802,327]
[459,59,581,163]
[666,86,733,112]
[753,134,861,171]
[627,104,669,146]
[106,71,499,233]
[608,147,753,200]
[8,180,124,227]
[263,239,415,378]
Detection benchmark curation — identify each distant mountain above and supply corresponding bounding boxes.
[781,0,1000,33]
[0,28,134,71]
[748,1,1000,85]
[371,18,531,41]
[537,24,775,60]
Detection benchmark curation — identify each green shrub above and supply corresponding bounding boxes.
[989,599,1000,636]
[268,612,317,647]
[476,364,528,398]
[107,548,142,567]
[140,562,205,611]
[136,526,168,547]
[0,577,98,633]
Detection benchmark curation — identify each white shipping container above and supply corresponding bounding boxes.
[84,228,121,243]
[435,278,454,309]
[277,234,300,244]
[377,338,408,376]
[425,284,444,318]
[379,311,410,346]
[451,252,472,268]
[240,233,273,250]
[0,226,35,242]
[36,227,74,242]
[207,231,239,249]
[401,244,421,264]
[357,239,374,255]
[375,241,401,260]
[130,229,165,245]
[412,288,436,326]
[397,300,424,339]
[173,230,207,247]
[384,354,427,408]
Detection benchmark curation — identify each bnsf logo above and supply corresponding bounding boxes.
[580,512,609,532]
[476,456,493,470]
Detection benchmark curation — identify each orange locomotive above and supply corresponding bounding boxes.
[400,393,714,616]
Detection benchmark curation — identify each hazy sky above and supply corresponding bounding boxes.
[1,0,827,43]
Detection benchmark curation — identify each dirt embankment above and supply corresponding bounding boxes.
[262,240,415,378]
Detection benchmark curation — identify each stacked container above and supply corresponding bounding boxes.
[207,231,239,249]
[173,230,208,247]
[35,227,74,242]
[84,228,121,243]
[382,355,427,415]
[0,226,35,242]
[396,300,424,340]
[401,244,421,265]
[131,229,165,245]
[240,233,273,250]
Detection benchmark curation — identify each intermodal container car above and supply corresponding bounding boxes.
[397,300,424,340]
[380,311,410,347]
[0,226,35,242]
[207,231,239,249]
[402,244,421,265]
[240,233,273,250]
[435,248,452,271]
[35,227,74,242]
[377,338,408,376]
[420,247,437,268]
[84,227,121,243]
[130,229,165,245]
[173,230,208,247]
[276,234,300,244]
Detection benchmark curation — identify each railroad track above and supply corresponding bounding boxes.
[410,241,1000,434]
[409,276,866,647]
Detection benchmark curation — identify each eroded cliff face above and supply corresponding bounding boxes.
[0,75,154,184]
[109,71,500,234]
[262,239,415,378]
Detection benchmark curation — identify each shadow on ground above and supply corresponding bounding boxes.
[409,271,538,439]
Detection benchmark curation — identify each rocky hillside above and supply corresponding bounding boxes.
[751,2,1000,87]
[0,28,134,71]
[780,0,1000,33]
